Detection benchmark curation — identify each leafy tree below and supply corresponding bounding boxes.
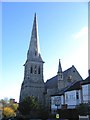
[18,96,49,119]
[18,96,39,115]
[9,102,18,112]
[3,107,15,118]
[0,98,18,118]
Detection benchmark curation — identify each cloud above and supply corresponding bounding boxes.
[74,26,88,41]
[71,26,88,79]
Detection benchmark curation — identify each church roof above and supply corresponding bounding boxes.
[45,65,83,89]
[45,75,58,89]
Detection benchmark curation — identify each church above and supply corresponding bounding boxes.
[19,13,83,107]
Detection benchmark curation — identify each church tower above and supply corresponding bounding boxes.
[57,59,64,90]
[19,13,45,104]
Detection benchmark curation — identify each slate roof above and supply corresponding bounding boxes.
[81,76,90,85]
[51,80,79,96]
[45,75,58,89]
[50,73,90,97]
[63,65,83,81]
[45,65,83,89]
[51,77,90,97]
[65,80,82,92]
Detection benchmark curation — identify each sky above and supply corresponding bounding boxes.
[0,2,88,102]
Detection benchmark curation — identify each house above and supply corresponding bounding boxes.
[51,81,82,112]
[46,60,83,107]
[51,70,90,113]
[81,70,90,103]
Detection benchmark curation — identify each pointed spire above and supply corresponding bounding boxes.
[29,13,39,53]
[27,13,43,62]
[31,13,38,42]
[58,59,62,73]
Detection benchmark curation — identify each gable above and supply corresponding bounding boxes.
[45,65,83,90]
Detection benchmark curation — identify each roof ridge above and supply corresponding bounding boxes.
[63,66,74,73]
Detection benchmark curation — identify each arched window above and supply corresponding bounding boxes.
[31,66,33,74]
[38,66,40,74]
[35,50,37,56]
[34,65,37,74]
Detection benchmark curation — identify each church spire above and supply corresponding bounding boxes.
[27,13,43,62]
[57,59,64,90]
[58,59,62,73]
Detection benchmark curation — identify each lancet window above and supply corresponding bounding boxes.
[38,66,40,74]
[31,66,33,74]
[34,65,37,74]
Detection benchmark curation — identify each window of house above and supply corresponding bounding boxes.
[76,91,79,99]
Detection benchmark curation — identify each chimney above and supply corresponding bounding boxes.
[88,69,90,76]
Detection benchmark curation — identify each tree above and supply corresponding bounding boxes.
[9,102,18,113]
[18,96,40,116]
[0,98,18,118]
[18,96,49,119]
[3,107,15,118]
